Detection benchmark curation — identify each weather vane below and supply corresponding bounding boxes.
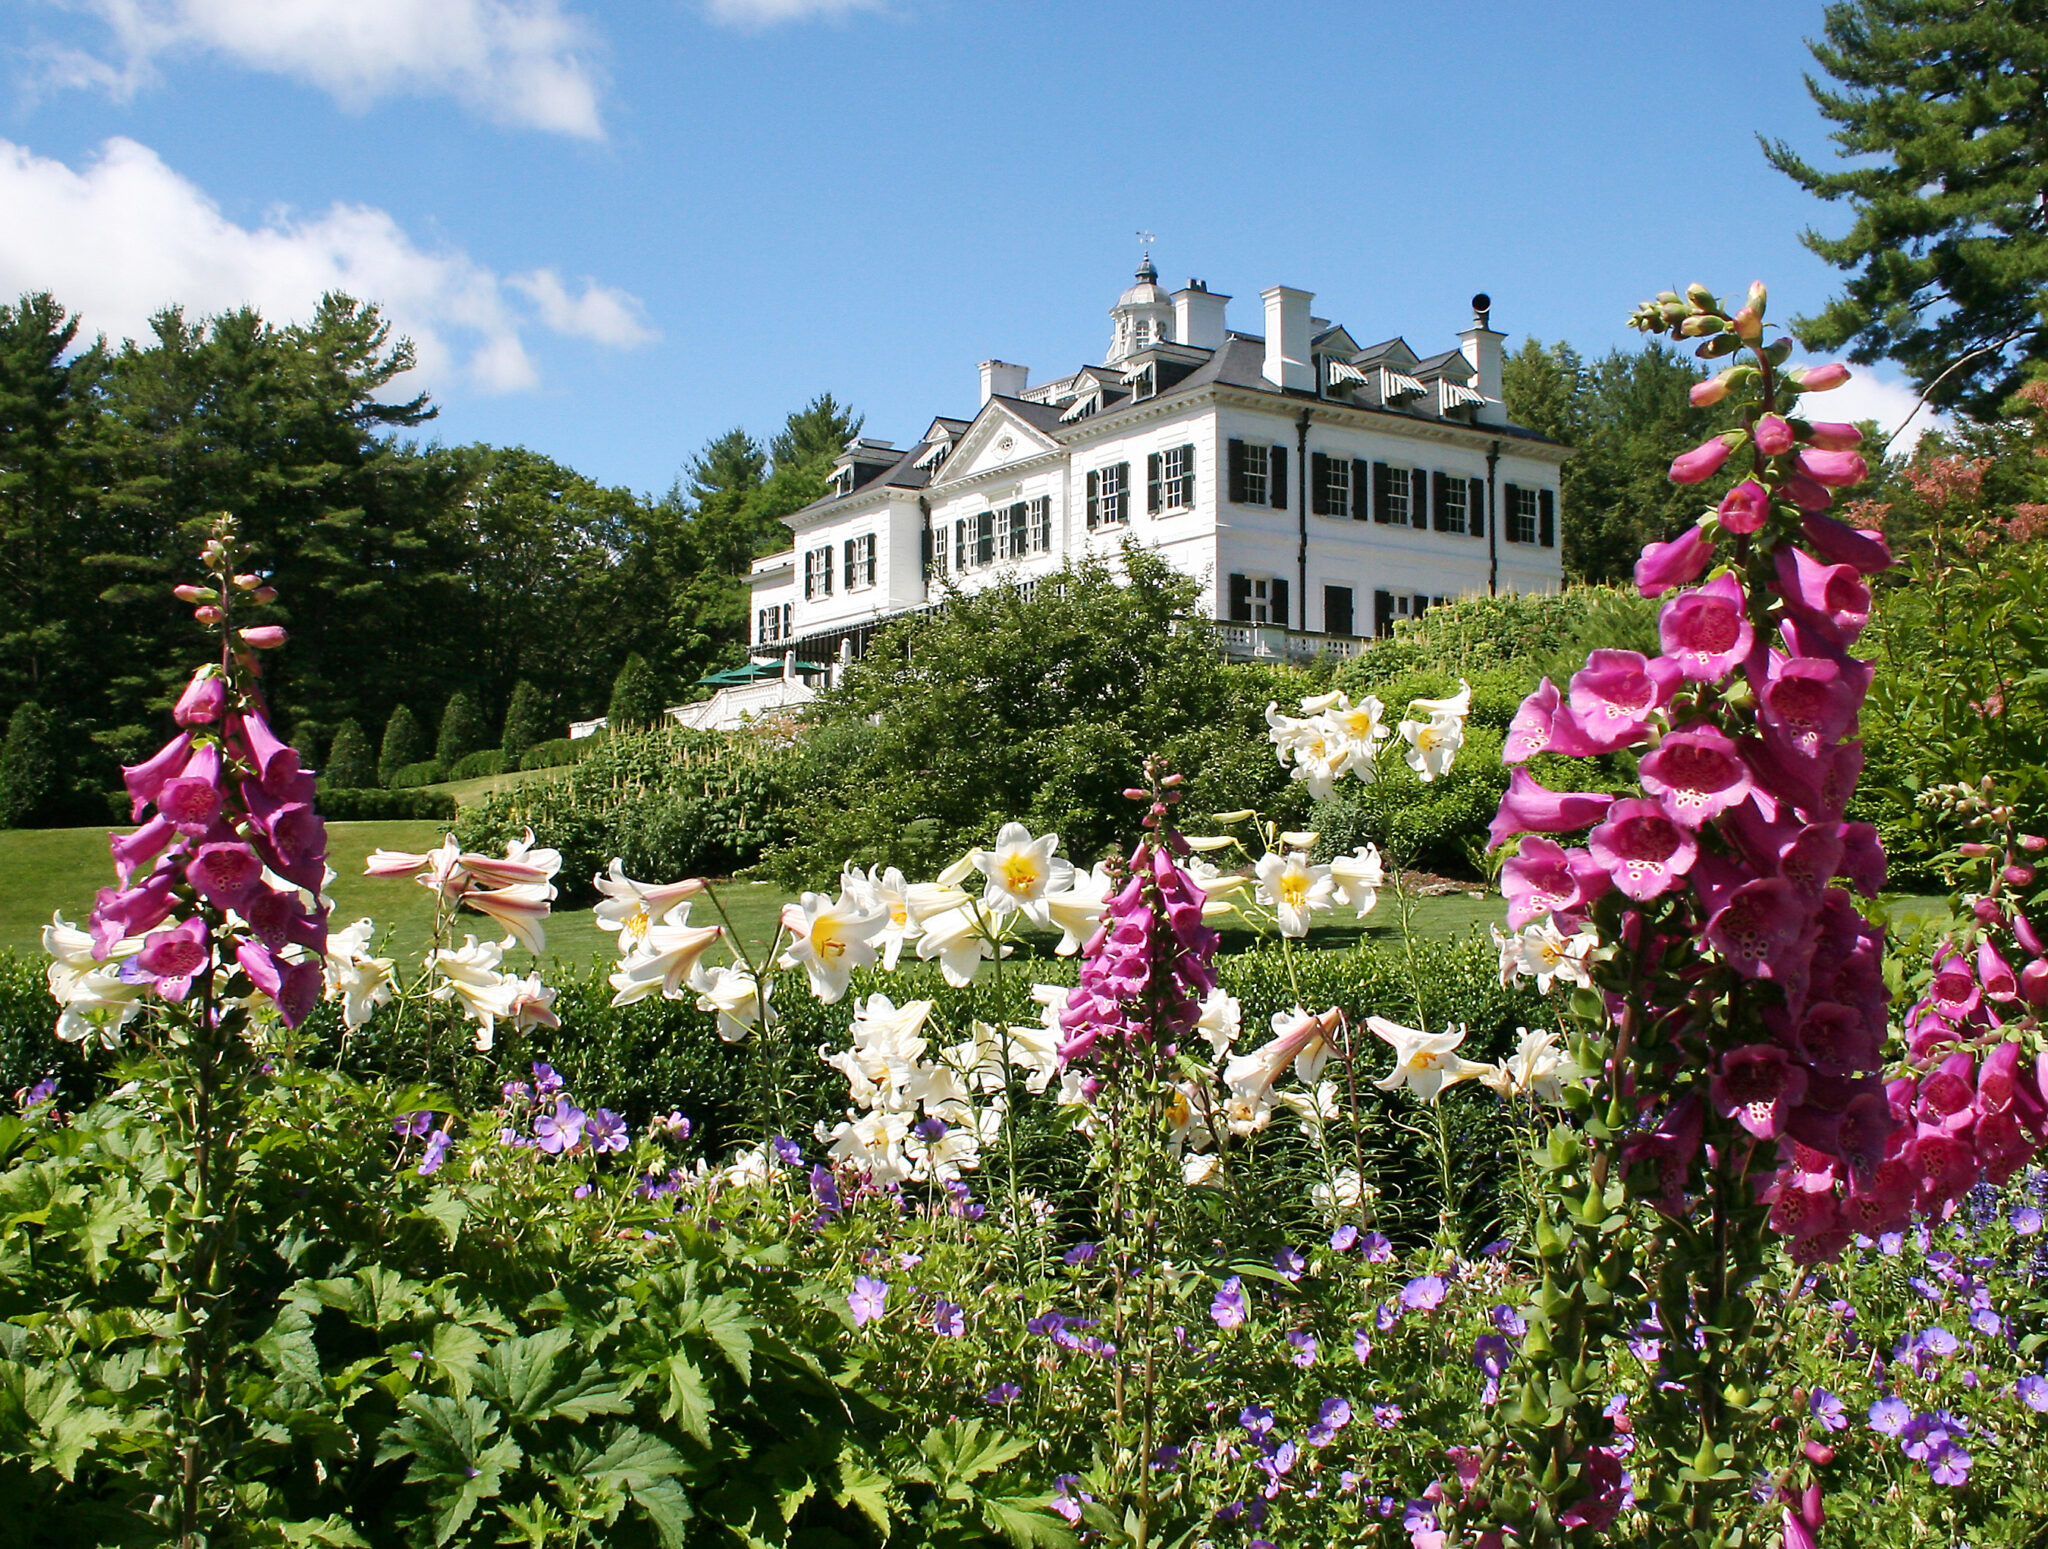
[1135,229,1155,249]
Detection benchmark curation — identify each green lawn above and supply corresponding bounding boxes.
[425,765,566,807]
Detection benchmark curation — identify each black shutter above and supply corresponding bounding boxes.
[1271,577,1289,629]
[1228,439,1247,504]
[1147,452,1163,514]
[843,540,854,589]
[976,511,994,567]
[1539,488,1557,548]
[920,526,930,576]
[1086,468,1100,530]
[1468,476,1486,538]
[1180,444,1195,506]
[1373,461,1392,523]
[1411,468,1429,528]
[1502,483,1522,540]
[1227,572,1251,622]
[1270,446,1287,509]
[1414,593,1429,618]
[954,520,965,570]
[1311,452,1330,515]
[1324,585,1353,636]
[1352,458,1370,521]
[865,535,877,585]
[1374,589,1394,638]
[1433,470,1451,532]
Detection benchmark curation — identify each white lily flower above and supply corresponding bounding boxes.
[686,960,767,1042]
[593,859,705,954]
[1182,1151,1226,1187]
[1163,1079,1217,1154]
[1001,1015,1063,1096]
[1276,1080,1343,1125]
[913,902,1004,987]
[322,917,396,1028]
[1479,1027,1580,1105]
[825,1109,915,1186]
[844,864,920,969]
[779,888,885,1003]
[1253,852,1338,938]
[970,822,1075,926]
[1494,920,1598,993]
[1330,693,1391,759]
[1186,856,1250,904]
[1409,680,1473,720]
[1329,845,1386,918]
[1367,1016,1489,1103]
[1284,718,1354,800]
[506,971,560,1036]
[1224,1006,1344,1106]
[1055,1067,1101,1134]
[1311,1168,1376,1211]
[43,913,149,1047]
[1196,986,1241,1058]
[463,880,555,955]
[608,902,724,1006]
[1398,714,1465,783]
[1043,863,1114,955]
[426,935,522,1045]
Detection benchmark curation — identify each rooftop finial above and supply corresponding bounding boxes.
[1135,230,1157,283]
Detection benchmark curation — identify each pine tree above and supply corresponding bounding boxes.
[290,720,326,768]
[379,703,426,783]
[435,691,487,768]
[687,428,767,504]
[0,701,58,828]
[325,718,375,789]
[1764,0,2048,414]
[769,393,862,472]
[501,680,550,757]
[607,654,664,731]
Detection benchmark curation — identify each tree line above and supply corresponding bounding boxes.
[0,289,857,823]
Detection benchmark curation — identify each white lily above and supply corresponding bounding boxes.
[779,888,885,1003]
[1493,920,1597,993]
[425,935,522,1045]
[1195,986,1241,1058]
[1398,714,1465,783]
[1253,852,1338,938]
[687,960,767,1042]
[1276,1079,1343,1125]
[913,902,1004,988]
[1330,693,1391,760]
[43,913,148,1047]
[1043,863,1114,955]
[1329,844,1386,917]
[844,864,920,969]
[608,902,724,1006]
[322,917,396,1028]
[824,1109,915,1186]
[505,971,560,1037]
[1367,1016,1489,1103]
[970,822,1075,927]
[1410,680,1473,720]
[1224,1006,1344,1105]
[1479,1027,1580,1105]
[593,859,705,954]
[1311,1168,1376,1211]
[1182,1151,1226,1187]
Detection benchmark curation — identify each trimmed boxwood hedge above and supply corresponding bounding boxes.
[313,785,457,821]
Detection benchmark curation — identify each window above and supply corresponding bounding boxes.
[1506,484,1541,545]
[1311,453,1353,518]
[1375,462,1409,526]
[1030,496,1051,554]
[841,534,875,590]
[1148,443,1195,514]
[1226,573,1290,627]
[804,546,833,600]
[1434,473,1468,535]
[974,509,995,568]
[1371,589,1429,638]
[930,521,949,578]
[1230,441,1269,505]
[954,519,968,572]
[1324,585,1354,637]
[757,603,792,644]
[1087,462,1130,529]
[993,502,1041,561]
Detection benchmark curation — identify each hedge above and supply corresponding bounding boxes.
[448,748,510,780]
[312,785,458,821]
[387,759,448,789]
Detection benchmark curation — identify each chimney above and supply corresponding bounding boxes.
[1261,286,1314,393]
[1171,279,1230,350]
[979,360,1028,404]
[1458,292,1508,425]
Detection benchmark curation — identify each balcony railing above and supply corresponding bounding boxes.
[1214,625,1365,661]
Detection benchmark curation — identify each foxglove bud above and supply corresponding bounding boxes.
[194,604,225,623]
[239,625,289,649]
[1792,362,1851,392]
[2023,959,2048,1006]
[1633,526,1714,597]
[1731,304,1762,342]
[2007,864,2035,886]
[173,668,228,726]
[1690,369,1737,407]
[1717,479,1770,534]
[1746,279,1768,315]
[1669,434,1736,485]
[2015,910,2044,954]
[232,573,263,590]
[253,586,278,603]
[1754,414,1795,455]
[1796,448,1869,488]
[174,583,213,604]
[1959,842,1992,856]
[1807,421,1862,450]
[2022,834,2046,852]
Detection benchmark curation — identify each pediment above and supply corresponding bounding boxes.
[929,401,1061,485]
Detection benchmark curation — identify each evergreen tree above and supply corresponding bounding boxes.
[0,701,58,828]
[770,393,862,472]
[1503,338,1714,585]
[435,691,487,768]
[379,703,427,784]
[324,719,375,789]
[501,679,550,757]
[290,720,326,769]
[607,654,664,731]
[1764,0,2048,414]
[687,428,767,504]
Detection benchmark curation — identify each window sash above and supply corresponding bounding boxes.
[1510,488,1540,545]
[1098,462,1129,526]
[1381,471,1409,526]
[1441,480,1468,535]
[1242,443,1268,505]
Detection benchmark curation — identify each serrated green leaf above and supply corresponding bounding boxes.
[472,1328,630,1424]
[414,1188,466,1247]
[980,1495,1077,1549]
[663,1353,714,1445]
[835,1452,893,1541]
[278,1516,372,1547]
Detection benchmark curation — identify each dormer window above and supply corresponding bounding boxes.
[829,468,854,498]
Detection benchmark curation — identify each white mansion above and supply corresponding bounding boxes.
[749,260,1565,668]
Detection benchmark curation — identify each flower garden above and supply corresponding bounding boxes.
[6,279,2048,1549]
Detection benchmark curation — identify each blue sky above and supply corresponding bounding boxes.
[1,0,1918,497]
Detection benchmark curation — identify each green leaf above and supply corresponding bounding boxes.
[472,1328,630,1424]
[980,1495,1077,1549]
[663,1353,714,1445]
[375,1393,521,1547]
[413,1188,467,1247]
[278,1517,372,1547]
[917,1420,1033,1491]
[690,1293,758,1384]
[427,1321,489,1401]
[834,1451,894,1541]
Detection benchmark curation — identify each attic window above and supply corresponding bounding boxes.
[1129,365,1156,401]
[830,468,854,497]
[1379,368,1428,405]
[915,440,951,470]
[1059,393,1102,423]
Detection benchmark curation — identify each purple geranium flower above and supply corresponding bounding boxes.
[1901,1410,1966,1462]
[1321,1396,1353,1430]
[1239,1404,1274,1438]
[810,1164,842,1219]
[1287,1330,1317,1367]
[1210,1276,1247,1330]
[1063,1241,1099,1265]
[932,1299,965,1337]
[2013,1205,2044,1236]
[2017,1374,2048,1412]
[1273,1247,1306,1282]
[983,1382,1021,1405]
[1330,1224,1359,1252]
[1400,1275,1447,1311]
[847,1275,888,1328]
[1360,1231,1393,1262]
[1868,1395,1910,1436]
[1372,1403,1402,1429]
[1970,1306,2002,1336]
[531,1062,563,1095]
[532,1099,586,1155]
[1930,1445,1973,1487]
[1475,1334,1512,1379]
[1810,1388,1846,1432]
[1491,1303,1528,1337]
[772,1134,803,1166]
[587,1109,629,1154]
[1353,1328,1373,1363]
[417,1129,451,1176]
[1919,1327,1961,1357]
[1878,1230,1904,1255]
[394,1110,433,1139]
[22,1077,58,1106]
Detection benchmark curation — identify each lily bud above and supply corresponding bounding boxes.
[194,604,225,624]
[173,583,213,603]
[1792,362,1851,392]
[239,625,289,649]
[1754,415,1795,455]
[232,572,263,590]
[1807,421,1862,450]
[1210,809,1254,823]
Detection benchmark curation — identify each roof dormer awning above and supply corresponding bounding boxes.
[1060,392,1103,422]
[1379,368,1428,403]
[914,440,952,469]
[1438,381,1487,414]
[1326,359,1370,389]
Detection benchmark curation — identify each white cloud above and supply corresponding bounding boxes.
[1814,365,1947,454]
[0,135,656,395]
[510,268,655,348]
[35,0,605,138]
[699,0,886,26]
